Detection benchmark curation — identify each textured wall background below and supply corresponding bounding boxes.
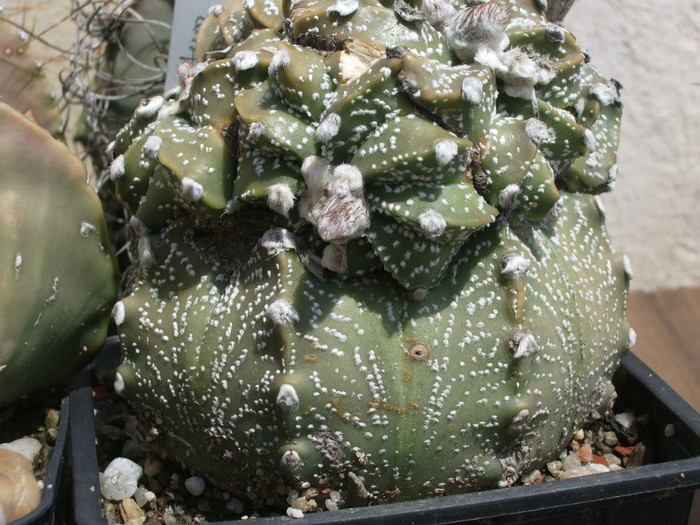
[3,0,699,291]
[567,1,700,291]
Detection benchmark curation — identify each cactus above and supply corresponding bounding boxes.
[0,102,119,410]
[112,0,632,511]
[0,18,62,136]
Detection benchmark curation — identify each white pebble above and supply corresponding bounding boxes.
[184,476,206,496]
[0,437,42,463]
[286,507,304,519]
[101,458,143,501]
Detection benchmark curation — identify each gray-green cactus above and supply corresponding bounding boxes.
[0,102,119,410]
[112,0,632,511]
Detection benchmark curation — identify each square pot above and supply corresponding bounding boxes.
[68,344,700,525]
[8,394,70,525]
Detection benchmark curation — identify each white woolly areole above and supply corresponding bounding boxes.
[461,76,484,105]
[446,1,509,63]
[276,384,300,412]
[137,236,156,267]
[260,228,297,255]
[267,299,300,326]
[623,254,634,280]
[327,0,359,16]
[280,450,304,472]
[112,301,126,327]
[180,177,204,203]
[590,81,620,106]
[268,49,291,76]
[434,139,459,167]
[208,4,223,16]
[418,210,447,239]
[583,128,597,153]
[525,118,550,145]
[143,135,163,160]
[316,113,342,142]
[422,0,457,30]
[109,155,126,181]
[301,156,331,195]
[317,196,370,242]
[114,372,126,397]
[500,253,531,280]
[410,287,430,302]
[233,50,259,71]
[321,243,348,273]
[331,164,363,197]
[627,327,637,348]
[247,121,265,141]
[498,183,521,210]
[267,184,296,217]
[545,23,566,43]
[129,216,148,237]
[510,330,539,359]
[135,96,164,119]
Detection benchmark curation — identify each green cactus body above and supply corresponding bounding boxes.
[0,103,119,409]
[113,0,632,510]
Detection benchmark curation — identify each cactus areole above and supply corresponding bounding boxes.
[112,0,633,510]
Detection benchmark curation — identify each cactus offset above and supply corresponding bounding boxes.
[113,0,632,510]
[0,103,119,409]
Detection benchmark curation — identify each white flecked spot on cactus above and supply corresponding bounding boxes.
[461,76,484,105]
[498,184,521,210]
[106,141,115,159]
[316,113,341,142]
[261,228,297,255]
[525,118,551,145]
[184,476,206,496]
[208,4,223,16]
[109,155,125,181]
[418,210,447,239]
[583,129,597,153]
[623,255,634,280]
[14,252,22,275]
[590,81,621,106]
[80,221,96,238]
[112,301,126,327]
[135,96,164,119]
[276,384,300,412]
[247,121,265,141]
[627,327,637,348]
[434,139,458,167]
[267,299,300,326]
[509,330,539,359]
[500,253,531,280]
[267,184,296,217]
[593,195,606,218]
[233,51,259,71]
[268,50,291,77]
[143,135,163,160]
[327,0,359,17]
[180,177,204,203]
[509,409,530,433]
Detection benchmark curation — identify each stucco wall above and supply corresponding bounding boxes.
[3,0,699,291]
[566,1,700,291]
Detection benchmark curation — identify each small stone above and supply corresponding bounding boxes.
[586,463,610,474]
[614,411,635,429]
[325,499,338,511]
[546,460,563,477]
[143,456,163,477]
[521,470,543,485]
[614,445,635,457]
[561,453,582,472]
[185,476,206,496]
[0,437,42,463]
[604,453,622,466]
[603,430,618,447]
[592,454,609,467]
[664,423,675,437]
[573,429,585,441]
[101,457,143,501]
[577,444,593,464]
[0,449,42,521]
[225,497,245,514]
[286,506,304,519]
[133,486,156,508]
[119,498,145,525]
[162,508,178,525]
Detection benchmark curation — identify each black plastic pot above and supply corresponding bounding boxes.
[69,350,700,525]
[9,395,70,525]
